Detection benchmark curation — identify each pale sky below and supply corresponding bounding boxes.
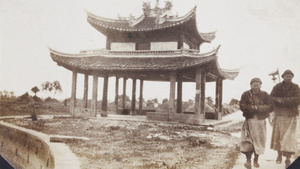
[1,0,300,103]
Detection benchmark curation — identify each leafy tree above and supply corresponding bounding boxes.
[117,95,130,102]
[52,81,62,94]
[41,81,52,92]
[31,86,40,96]
[3,90,8,97]
[0,90,15,98]
[229,98,239,105]
[146,99,154,108]
[41,80,63,97]
[162,98,168,104]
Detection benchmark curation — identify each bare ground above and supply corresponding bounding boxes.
[3,117,240,169]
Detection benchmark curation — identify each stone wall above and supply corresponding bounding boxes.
[72,108,96,117]
[146,112,169,121]
[146,112,203,124]
[0,124,55,169]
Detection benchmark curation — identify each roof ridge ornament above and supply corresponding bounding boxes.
[142,0,174,18]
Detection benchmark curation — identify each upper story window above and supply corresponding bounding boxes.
[151,42,177,50]
[110,42,135,51]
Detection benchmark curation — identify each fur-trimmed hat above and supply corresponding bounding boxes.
[250,78,262,85]
[282,69,294,78]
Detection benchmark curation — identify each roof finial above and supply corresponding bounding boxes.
[164,0,173,10]
[142,1,151,16]
[155,0,160,8]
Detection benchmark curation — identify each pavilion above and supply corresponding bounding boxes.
[50,1,239,124]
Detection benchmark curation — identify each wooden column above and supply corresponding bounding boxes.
[200,70,206,122]
[91,75,98,117]
[169,72,176,118]
[177,75,182,114]
[215,79,223,120]
[139,79,144,115]
[131,79,137,115]
[177,33,184,49]
[115,77,119,114]
[122,78,127,109]
[195,68,205,123]
[106,37,111,50]
[195,69,201,116]
[70,70,77,116]
[83,74,89,108]
[102,75,109,112]
[215,80,220,118]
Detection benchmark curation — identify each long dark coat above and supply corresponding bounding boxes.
[240,89,274,120]
[270,81,300,116]
[270,81,300,153]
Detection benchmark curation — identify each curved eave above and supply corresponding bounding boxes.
[217,65,240,80]
[86,6,214,42]
[49,48,217,72]
[199,31,216,43]
[49,46,238,80]
[86,9,195,32]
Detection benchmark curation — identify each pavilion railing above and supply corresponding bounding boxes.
[80,48,206,56]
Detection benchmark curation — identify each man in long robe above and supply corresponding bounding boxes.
[270,69,300,168]
[240,78,274,169]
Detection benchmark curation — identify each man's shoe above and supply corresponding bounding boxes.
[253,162,260,168]
[285,160,291,168]
[244,161,252,169]
[276,155,282,164]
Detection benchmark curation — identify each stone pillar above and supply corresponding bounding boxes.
[83,74,89,108]
[70,70,77,116]
[102,75,109,112]
[177,74,182,114]
[91,75,98,117]
[169,72,176,119]
[122,78,127,109]
[115,77,119,114]
[131,79,136,115]
[139,79,144,115]
[195,68,205,123]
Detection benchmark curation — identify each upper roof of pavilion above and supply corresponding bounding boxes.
[86,1,215,43]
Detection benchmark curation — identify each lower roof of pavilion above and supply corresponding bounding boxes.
[50,48,239,82]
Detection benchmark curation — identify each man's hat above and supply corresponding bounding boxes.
[282,69,294,78]
[250,78,262,85]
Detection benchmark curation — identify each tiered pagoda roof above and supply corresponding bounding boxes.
[50,1,239,82]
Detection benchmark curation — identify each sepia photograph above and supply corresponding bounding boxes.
[0,0,300,168]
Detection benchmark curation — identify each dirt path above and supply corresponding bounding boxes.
[2,115,240,169]
[230,113,300,169]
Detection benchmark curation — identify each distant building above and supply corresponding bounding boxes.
[49,1,239,123]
